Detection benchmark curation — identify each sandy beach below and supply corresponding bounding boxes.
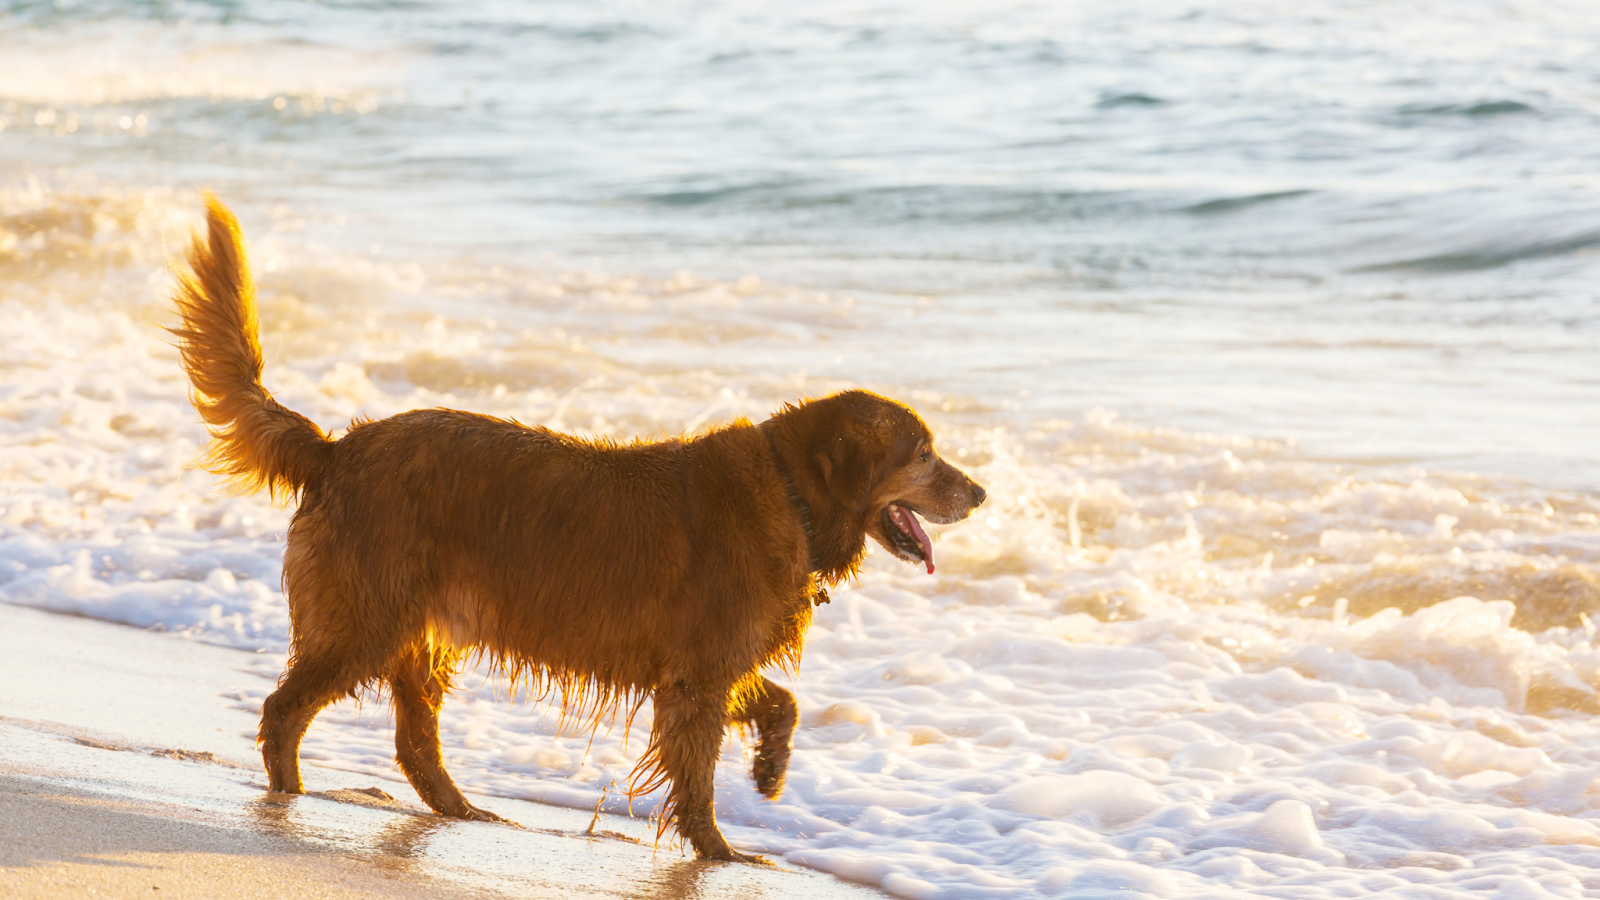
[0,602,885,899]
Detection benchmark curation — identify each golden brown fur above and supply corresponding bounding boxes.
[170,197,986,862]
[169,201,332,500]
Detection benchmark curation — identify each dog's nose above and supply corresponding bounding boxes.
[972,485,987,507]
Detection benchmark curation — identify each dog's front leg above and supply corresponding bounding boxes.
[731,676,798,800]
[647,680,767,864]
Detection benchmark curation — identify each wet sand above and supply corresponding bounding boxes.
[0,603,885,899]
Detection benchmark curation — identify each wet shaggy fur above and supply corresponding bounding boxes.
[170,197,987,862]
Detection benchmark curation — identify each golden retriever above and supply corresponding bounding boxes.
[170,197,986,862]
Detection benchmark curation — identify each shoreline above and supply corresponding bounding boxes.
[0,602,884,900]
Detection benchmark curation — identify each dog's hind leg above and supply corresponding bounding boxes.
[641,680,766,864]
[389,648,515,825]
[259,654,362,794]
[729,676,798,800]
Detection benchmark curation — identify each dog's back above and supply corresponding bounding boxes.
[288,408,801,691]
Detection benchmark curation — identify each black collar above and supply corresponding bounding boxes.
[762,422,827,584]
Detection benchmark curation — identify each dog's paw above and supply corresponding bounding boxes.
[709,849,773,866]
[458,804,519,827]
[691,833,773,865]
[752,749,790,800]
[753,767,786,800]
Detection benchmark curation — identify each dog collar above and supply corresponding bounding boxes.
[762,423,829,605]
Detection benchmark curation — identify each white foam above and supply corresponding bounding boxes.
[1188,799,1344,865]
[993,772,1163,828]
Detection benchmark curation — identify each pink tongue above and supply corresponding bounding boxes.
[894,507,936,574]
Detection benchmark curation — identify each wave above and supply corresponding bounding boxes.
[0,26,396,108]
[1182,190,1313,215]
[1355,226,1600,273]
[0,182,190,278]
[1398,100,1538,118]
[632,181,1142,231]
[1096,92,1165,109]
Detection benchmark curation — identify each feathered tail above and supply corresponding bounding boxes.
[170,196,332,498]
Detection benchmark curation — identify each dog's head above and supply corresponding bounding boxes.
[800,390,986,574]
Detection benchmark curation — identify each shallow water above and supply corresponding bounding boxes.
[4,2,1600,899]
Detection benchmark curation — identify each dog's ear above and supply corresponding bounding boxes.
[814,435,874,512]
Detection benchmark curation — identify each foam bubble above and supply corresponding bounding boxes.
[1188,800,1344,865]
[992,772,1163,828]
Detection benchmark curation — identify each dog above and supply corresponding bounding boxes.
[170,197,986,862]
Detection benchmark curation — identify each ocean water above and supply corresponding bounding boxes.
[4,1,1600,898]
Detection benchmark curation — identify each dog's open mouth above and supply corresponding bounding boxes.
[883,503,935,574]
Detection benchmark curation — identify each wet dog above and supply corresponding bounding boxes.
[170,197,986,861]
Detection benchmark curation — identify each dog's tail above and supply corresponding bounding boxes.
[170,196,333,498]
